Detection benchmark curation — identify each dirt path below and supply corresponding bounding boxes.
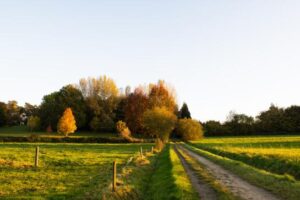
[174,146,218,200]
[178,145,280,200]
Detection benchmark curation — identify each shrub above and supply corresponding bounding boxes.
[27,116,41,131]
[116,120,131,138]
[143,107,177,143]
[176,118,204,141]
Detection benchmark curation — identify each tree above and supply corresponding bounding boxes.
[224,112,254,135]
[78,76,119,132]
[57,108,77,136]
[39,85,87,130]
[24,103,39,116]
[176,118,203,141]
[124,88,149,134]
[256,105,286,133]
[148,80,177,113]
[179,102,191,119]
[114,97,127,122]
[283,105,300,133]
[142,107,177,143]
[27,116,41,131]
[203,120,228,136]
[0,102,7,127]
[89,112,114,132]
[6,100,20,126]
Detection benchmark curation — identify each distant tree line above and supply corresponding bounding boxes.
[203,104,300,136]
[0,76,203,142]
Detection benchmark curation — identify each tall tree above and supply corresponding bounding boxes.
[124,88,149,134]
[142,106,177,143]
[6,100,20,126]
[39,85,86,130]
[283,105,300,133]
[256,105,286,133]
[0,102,7,127]
[148,80,177,113]
[179,102,191,119]
[57,108,77,136]
[78,75,119,132]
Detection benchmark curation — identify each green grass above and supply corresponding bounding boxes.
[144,144,198,200]
[184,143,300,200]
[190,135,300,179]
[0,143,153,199]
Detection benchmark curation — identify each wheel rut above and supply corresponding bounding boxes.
[178,145,280,200]
[174,146,218,200]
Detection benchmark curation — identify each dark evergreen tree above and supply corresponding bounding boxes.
[179,102,191,119]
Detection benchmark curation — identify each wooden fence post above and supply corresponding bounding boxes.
[112,161,117,192]
[35,146,39,167]
[140,146,143,158]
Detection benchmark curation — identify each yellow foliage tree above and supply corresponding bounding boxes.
[57,108,77,136]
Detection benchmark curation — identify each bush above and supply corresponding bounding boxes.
[27,116,41,131]
[176,118,204,141]
[143,107,177,143]
[116,120,131,138]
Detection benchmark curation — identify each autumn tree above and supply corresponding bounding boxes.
[142,107,177,143]
[179,102,191,119]
[78,75,119,132]
[57,108,77,136]
[124,88,149,134]
[148,80,177,113]
[176,118,203,141]
[27,116,41,131]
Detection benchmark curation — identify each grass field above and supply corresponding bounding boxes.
[187,135,300,199]
[1,134,300,199]
[0,143,153,199]
[190,136,300,179]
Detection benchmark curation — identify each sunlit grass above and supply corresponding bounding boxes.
[0,143,152,199]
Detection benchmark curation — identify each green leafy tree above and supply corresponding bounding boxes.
[78,76,119,132]
[6,100,20,126]
[176,118,203,141]
[39,85,87,130]
[224,111,254,135]
[0,102,7,127]
[143,107,177,143]
[256,105,285,133]
[203,120,228,136]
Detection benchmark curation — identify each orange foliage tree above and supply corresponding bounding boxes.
[124,88,149,134]
[57,108,77,136]
[148,80,177,113]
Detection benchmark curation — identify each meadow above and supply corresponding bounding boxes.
[0,143,153,199]
[190,136,300,179]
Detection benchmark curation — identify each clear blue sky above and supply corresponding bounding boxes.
[1,0,300,122]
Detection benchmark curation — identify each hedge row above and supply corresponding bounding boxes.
[0,135,153,143]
